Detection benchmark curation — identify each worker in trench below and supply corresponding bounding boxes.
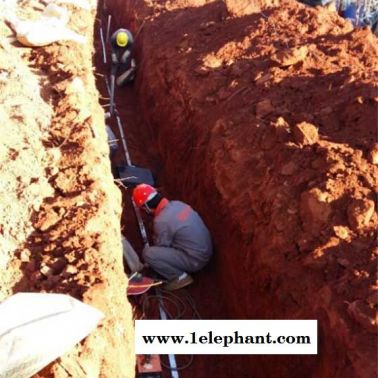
[109,28,136,114]
[110,28,136,85]
[132,184,213,291]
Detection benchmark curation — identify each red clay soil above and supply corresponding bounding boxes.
[106,0,377,377]
[0,1,134,377]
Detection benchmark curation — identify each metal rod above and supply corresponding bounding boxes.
[103,77,149,247]
[110,71,116,115]
[104,76,131,165]
[116,180,149,247]
[115,176,138,181]
[115,114,132,165]
[128,272,138,281]
[134,20,145,41]
[106,15,112,43]
[158,297,179,378]
[99,27,107,64]
[132,198,149,246]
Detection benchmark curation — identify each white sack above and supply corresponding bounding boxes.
[44,0,92,10]
[0,292,103,378]
[6,4,86,47]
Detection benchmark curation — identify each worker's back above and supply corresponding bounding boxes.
[153,200,213,262]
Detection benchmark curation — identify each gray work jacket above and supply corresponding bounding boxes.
[153,201,213,262]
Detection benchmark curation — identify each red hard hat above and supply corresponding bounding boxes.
[132,184,158,208]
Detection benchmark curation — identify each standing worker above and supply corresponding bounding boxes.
[109,28,136,114]
[132,184,213,291]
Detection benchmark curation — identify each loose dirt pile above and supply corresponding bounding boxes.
[0,1,134,376]
[108,0,377,376]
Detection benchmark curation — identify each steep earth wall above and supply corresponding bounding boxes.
[0,1,134,377]
[107,0,377,377]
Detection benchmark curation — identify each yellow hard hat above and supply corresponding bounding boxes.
[116,31,128,47]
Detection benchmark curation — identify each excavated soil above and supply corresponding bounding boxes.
[0,1,134,377]
[1,0,377,376]
[105,0,377,377]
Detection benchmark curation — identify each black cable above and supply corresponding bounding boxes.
[181,289,202,320]
[157,288,189,319]
[140,288,202,372]
[142,292,186,320]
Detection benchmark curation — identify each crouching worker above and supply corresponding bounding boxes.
[132,184,213,291]
[110,28,136,86]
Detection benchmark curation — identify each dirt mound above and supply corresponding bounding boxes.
[0,1,134,376]
[110,0,377,376]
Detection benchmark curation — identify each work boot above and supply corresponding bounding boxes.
[164,273,193,291]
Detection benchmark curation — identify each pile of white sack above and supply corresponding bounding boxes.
[5,0,92,47]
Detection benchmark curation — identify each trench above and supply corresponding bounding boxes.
[94,6,301,378]
[94,7,249,378]
[95,1,377,377]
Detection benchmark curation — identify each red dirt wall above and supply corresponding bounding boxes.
[0,1,134,376]
[107,0,377,377]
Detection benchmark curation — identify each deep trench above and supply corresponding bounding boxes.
[93,5,257,378]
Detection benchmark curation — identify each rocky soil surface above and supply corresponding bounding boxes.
[1,0,376,376]
[107,0,377,376]
[0,1,134,377]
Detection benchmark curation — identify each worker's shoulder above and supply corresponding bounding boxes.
[168,201,200,221]
[156,200,187,219]
[168,200,191,210]
[169,199,186,205]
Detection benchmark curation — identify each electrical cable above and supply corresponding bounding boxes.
[181,289,202,320]
[158,289,189,318]
[142,293,185,320]
[140,288,200,372]
[128,281,163,289]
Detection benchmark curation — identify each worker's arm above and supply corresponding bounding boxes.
[153,220,172,247]
[110,43,119,64]
[120,49,131,64]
